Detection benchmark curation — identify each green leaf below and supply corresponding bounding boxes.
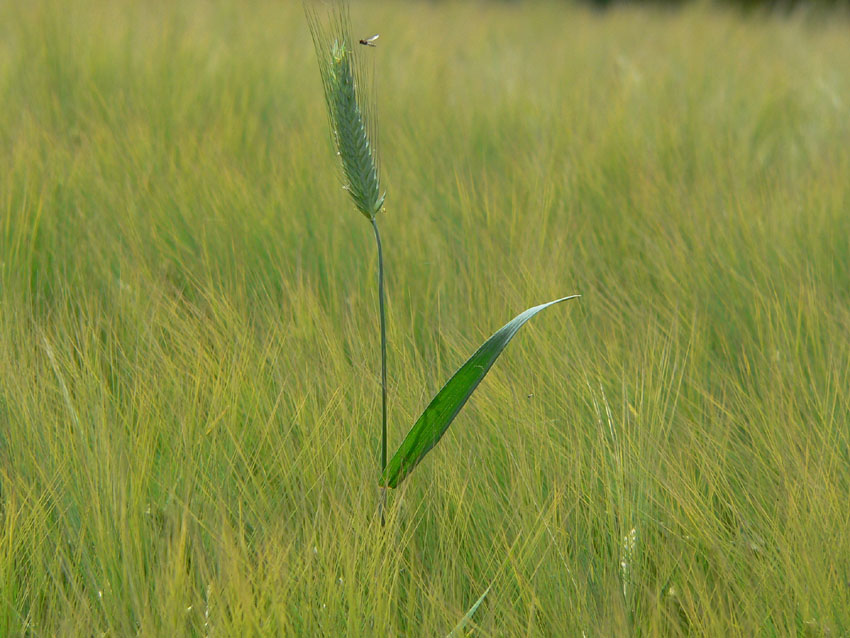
[380,295,579,488]
[445,584,492,637]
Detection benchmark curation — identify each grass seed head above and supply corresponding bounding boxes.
[306,1,385,220]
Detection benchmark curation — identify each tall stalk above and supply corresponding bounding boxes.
[374,219,388,526]
[372,218,387,474]
[305,1,388,521]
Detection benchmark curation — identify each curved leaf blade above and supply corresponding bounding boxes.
[380,295,579,488]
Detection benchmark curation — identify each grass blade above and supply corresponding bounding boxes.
[445,584,492,637]
[380,295,579,488]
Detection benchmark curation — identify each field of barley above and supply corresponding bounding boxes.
[2,0,850,635]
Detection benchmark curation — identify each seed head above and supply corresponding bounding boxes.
[305,1,385,220]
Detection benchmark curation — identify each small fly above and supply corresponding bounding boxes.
[359,34,379,47]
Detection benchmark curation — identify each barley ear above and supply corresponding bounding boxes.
[305,2,384,220]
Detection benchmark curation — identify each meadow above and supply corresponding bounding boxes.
[1,0,850,635]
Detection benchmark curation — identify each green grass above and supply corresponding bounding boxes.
[2,0,850,635]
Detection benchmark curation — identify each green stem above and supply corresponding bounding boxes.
[371,218,388,475]
[372,218,388,527]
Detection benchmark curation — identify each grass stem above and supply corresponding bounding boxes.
[372,219,388,473]
[372,217,388,526]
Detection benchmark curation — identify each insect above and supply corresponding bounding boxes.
[359,34,379,47]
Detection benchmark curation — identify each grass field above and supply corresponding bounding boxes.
[2,0,850,635]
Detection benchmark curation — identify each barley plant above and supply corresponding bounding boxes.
[304,0,577,501]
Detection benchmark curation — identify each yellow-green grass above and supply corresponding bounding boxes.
[2,0,849,635]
